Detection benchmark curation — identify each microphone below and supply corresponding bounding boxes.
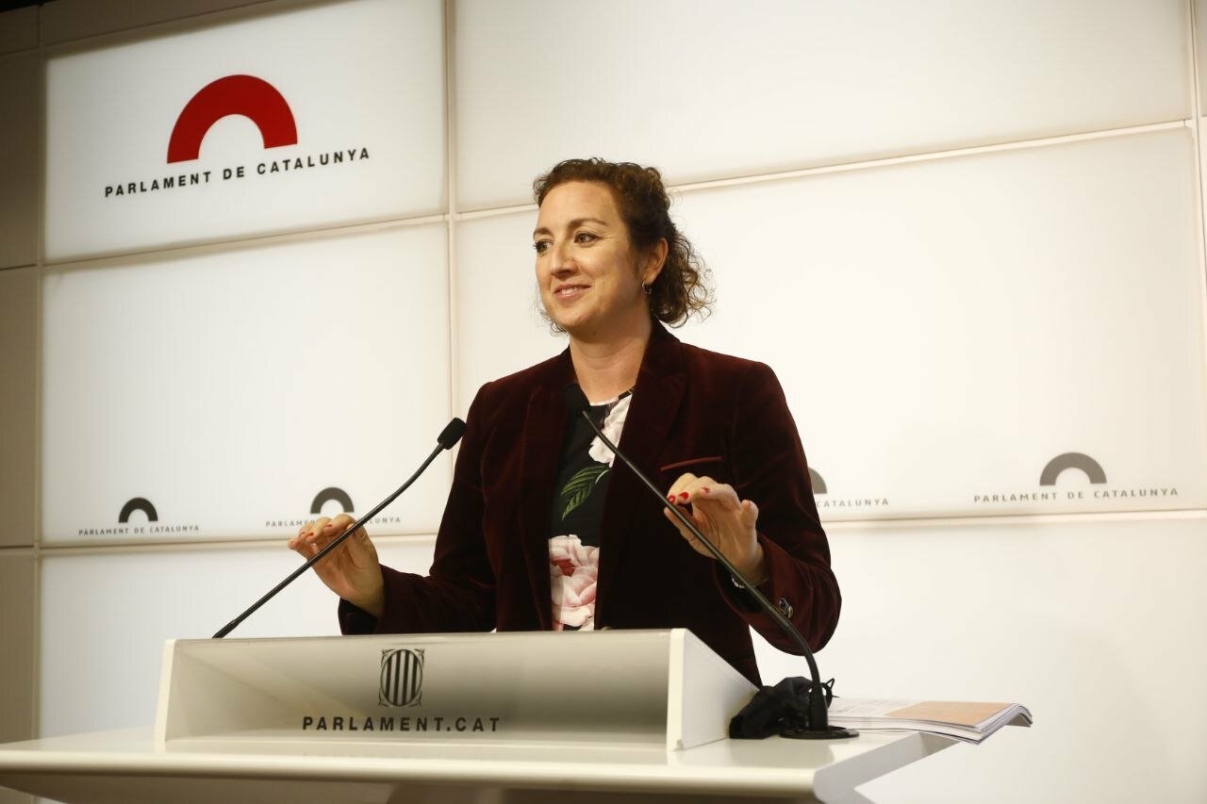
[562,384,854,739]
[212,418,467,639]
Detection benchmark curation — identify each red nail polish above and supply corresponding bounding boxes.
[678,492,690,500]
[701,487,711,494]
[667,495,676,502]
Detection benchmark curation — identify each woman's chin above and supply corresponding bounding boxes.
[551,312,591,337]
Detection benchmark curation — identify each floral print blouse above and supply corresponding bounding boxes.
[547,391,631,631]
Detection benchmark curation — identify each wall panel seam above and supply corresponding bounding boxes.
[35,507,1207,556]
[451,121,1193,223]
[32,6,45,744]
[39,531,441,557]
[41,213,452,272]
[38,123,1193,266]
[668,121,1192,195]
[1189,0,1207,490]
[444,0,459,424]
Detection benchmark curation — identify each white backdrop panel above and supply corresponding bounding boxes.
[45,0,445,261]
[755,516,1207,804]
[455,209,569,409]
[681,129,1207,518]
[42,224,452,543]
[456,131,1207,519]
[1198,0,1207,109]
[455,0,1189,210]
[38,538,438,738]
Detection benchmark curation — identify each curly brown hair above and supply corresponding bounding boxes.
[533,158,712,326]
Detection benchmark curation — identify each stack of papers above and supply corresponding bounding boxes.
[826,699,1033,744]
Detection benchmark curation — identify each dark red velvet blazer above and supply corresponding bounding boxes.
[341,324,841,685]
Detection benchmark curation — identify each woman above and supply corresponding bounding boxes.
[289,158,839,685]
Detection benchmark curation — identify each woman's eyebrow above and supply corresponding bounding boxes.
[533,217,610,238]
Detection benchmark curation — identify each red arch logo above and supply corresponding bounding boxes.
[167,75,298,164]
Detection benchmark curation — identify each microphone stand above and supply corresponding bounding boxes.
[212,418,466,639]
[564,386,854,739]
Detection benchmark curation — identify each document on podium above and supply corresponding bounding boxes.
[827,699,1033,744]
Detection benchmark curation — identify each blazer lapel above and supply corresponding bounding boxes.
[518,352,574,628]
[595,325,687,622]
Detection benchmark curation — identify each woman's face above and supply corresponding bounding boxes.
[533,181,658,341]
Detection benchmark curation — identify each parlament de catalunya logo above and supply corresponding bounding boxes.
[262,485,402,530]
[809,468,890,511]
[104,74,370,199]
[973,452,1179,505]
[75,496,200,537]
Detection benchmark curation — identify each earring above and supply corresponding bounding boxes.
[641,281,653,296]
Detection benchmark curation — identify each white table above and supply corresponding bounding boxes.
[0,725,954,804]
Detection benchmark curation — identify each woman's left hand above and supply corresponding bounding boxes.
[663,473,767,585]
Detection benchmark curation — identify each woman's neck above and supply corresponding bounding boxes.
[568,317,653,403]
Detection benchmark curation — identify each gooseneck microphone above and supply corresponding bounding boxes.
[562,385,854,739]
[212,418,467,639]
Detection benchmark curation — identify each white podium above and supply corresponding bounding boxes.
[0,630,955,803]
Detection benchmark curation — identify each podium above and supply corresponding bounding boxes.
[0,630,955,803]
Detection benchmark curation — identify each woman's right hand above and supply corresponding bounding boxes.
[288,514,385,618]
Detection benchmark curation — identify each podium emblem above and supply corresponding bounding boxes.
[380,648,424,707]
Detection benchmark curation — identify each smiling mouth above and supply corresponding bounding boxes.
[554,285,588,298]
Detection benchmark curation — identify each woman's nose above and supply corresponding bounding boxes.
[548,243,576,274]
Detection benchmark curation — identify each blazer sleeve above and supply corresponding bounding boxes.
[713,361,841,654]
[339,385,498,635]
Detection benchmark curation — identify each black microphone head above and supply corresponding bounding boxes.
[562,383,590,415]
[437,418,467,450]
